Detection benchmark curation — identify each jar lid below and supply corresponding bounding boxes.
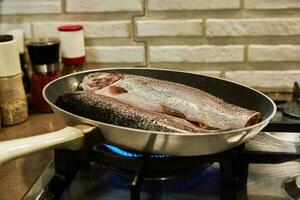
[0,35,13,42]
[27,38,60,66]
[58,25,83,32]
[0,35,22,77]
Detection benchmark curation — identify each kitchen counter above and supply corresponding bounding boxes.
[0,112,64,200]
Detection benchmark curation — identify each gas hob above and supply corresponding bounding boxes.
[23,83,300,200]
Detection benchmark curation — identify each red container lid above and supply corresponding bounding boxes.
[57,25,83,32]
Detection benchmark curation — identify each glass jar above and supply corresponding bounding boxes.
[27,38,60,113]
[0,35,28,126]
[0,73,28,125]
[31,71,60,113]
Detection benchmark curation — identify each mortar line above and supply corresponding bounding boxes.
[131,0,147,67]
[244,44,249,64]
[240,0,244,10]
[61,0,66,14]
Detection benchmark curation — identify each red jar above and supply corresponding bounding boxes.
[31,71,60,112]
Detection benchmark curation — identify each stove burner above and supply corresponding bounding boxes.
[283,174,300,200]
[102,144,170,158]
[110,166,219,192]
[278,82,300,119]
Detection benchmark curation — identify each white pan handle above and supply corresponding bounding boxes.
[0,126,85,166]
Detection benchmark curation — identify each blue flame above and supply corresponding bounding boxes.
[103,144,170,158]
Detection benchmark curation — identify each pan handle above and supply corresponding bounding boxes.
[0,125,99,166]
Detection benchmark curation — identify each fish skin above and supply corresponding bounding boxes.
[82,73,261,130]
[55,92,204,133]
[94,86,186,118]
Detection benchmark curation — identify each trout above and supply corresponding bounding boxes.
[56,92,205,133]
[81,73,261,130]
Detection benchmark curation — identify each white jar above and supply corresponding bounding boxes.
[0,35,28,126]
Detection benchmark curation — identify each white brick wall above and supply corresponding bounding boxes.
[245,0,300,9]
[1,0,300,92]
[32,21,131,38]
[248,45,300,62]
[225,71,300,91]
[148,0,240,11]
[135,19,203,37]
[66,0,143,13]
[0,23,32,38]
[86,45,145,64]
[190,70,221,77]
[149,45,244,63]
[206,18,300,37]
[0,0,61,15]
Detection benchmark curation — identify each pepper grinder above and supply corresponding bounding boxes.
[27,38,60,113]
[0,35,28,126]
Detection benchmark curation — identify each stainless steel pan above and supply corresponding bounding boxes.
[0,68,276,165]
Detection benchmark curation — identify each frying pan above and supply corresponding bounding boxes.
[0,68,276,165]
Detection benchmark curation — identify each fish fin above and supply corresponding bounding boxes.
[245,112,261,127]
[191,121,223,131]
[108,86,128,94]
[161,105,186,119]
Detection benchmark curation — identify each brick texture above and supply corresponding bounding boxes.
[0,23,32,38]
[191,71,221,77]
[206,18,300,37]
[86,45,145,64]
[225,71,300,91]
[136,19,203,37]
[0,0,61,15]
[148,0,240,11]
[248,45,300,62]
[245,0,300,9]
[149,45,244,63]
[1,0,300,92]
[32,21,131,38]
[66,0,143,13]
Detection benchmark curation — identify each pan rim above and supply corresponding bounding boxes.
[43,67,277,136]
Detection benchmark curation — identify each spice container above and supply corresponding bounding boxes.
[7,29,31,93]
[27,38,60,113]
[57,24,86,75]
[0,35,28,126]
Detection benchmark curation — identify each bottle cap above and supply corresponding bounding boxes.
[0,35,22,77]
[27,38,60,65]
[58,24,85,65]
[57,24,83,32]
[27,38,60,74]
[6,29,24,53]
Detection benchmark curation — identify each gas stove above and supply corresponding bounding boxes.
[23,83,300,200]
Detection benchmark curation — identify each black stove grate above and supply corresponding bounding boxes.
[36,144,246,200]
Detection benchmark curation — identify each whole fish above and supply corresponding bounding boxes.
[81,73,261,130]
[55,92,205,133]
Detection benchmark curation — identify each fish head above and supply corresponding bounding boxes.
[81,72,124,91]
